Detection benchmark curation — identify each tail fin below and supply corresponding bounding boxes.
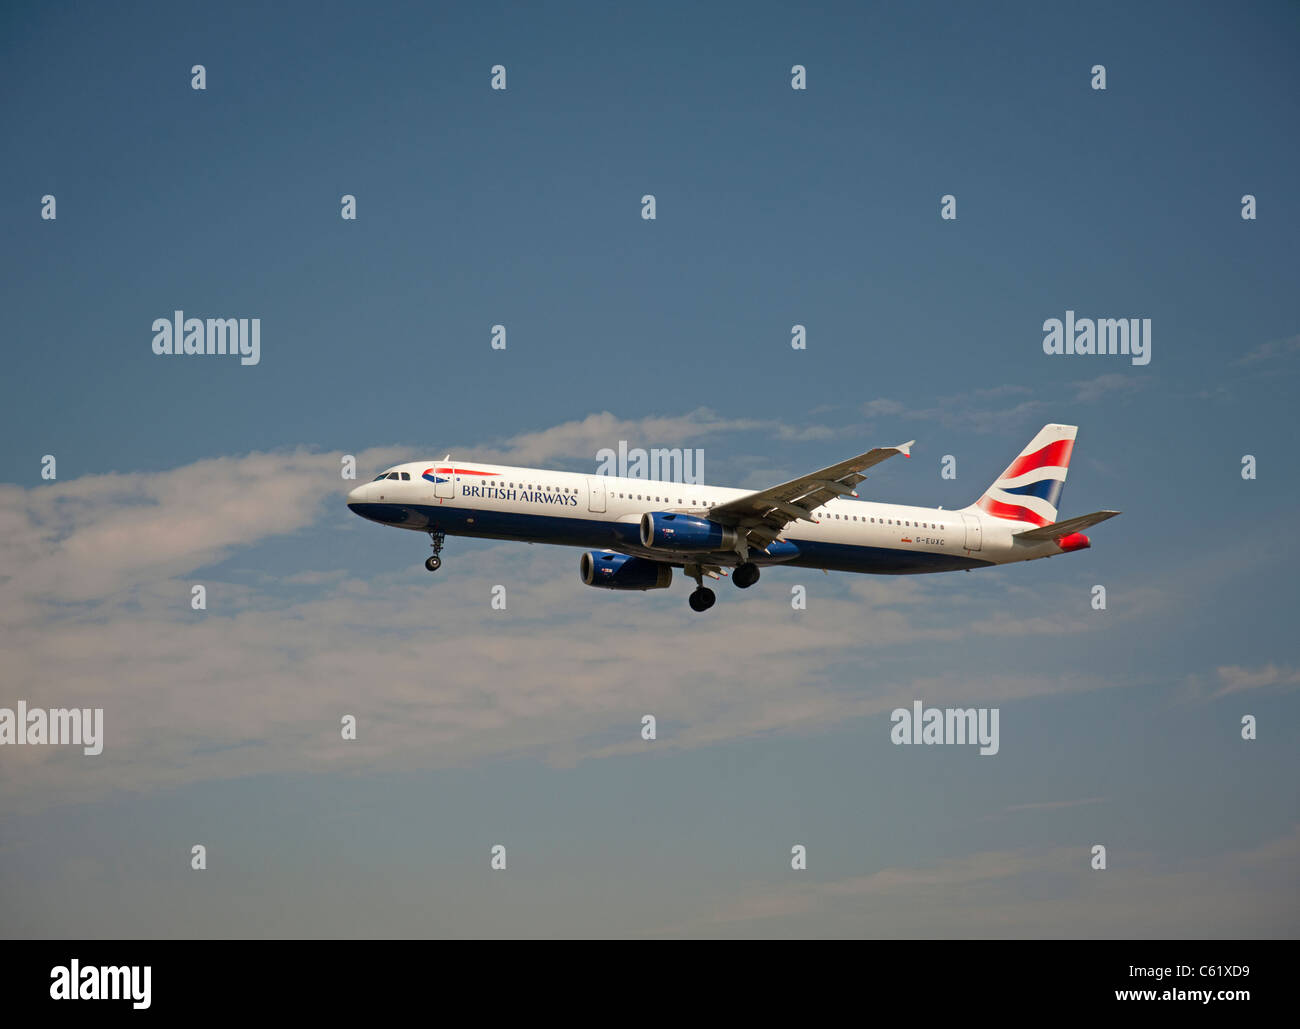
[970,423,1077,527]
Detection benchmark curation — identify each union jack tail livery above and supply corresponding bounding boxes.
[971,423,1077,527]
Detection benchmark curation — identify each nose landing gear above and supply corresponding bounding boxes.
[425,530,445,572]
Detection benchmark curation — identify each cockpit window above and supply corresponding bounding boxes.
[400,472,411,480]
[386,472,400,480]
[372,473,388,481]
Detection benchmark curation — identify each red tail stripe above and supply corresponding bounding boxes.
[1000,439,1074,481]
[977,497,1051,526]
[433,467,499,476]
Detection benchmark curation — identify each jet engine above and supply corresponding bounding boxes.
[580,551,672,590]
[639,512,738,552]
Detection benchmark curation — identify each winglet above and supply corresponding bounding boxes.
[896,441,915,458]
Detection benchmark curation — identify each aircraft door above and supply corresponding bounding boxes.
[587,477,607,513]
[434,467,454,499]
[961,513,983,551]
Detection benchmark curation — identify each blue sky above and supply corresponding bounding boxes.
[1,0,1297,937]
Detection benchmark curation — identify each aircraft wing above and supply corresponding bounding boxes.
[1013,509,1121,541]
[707,440,915,550]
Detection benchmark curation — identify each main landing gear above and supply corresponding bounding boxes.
[686,564,716,612]
[684,561,761,611]
[424,530,445,572]
[689,587,715,612]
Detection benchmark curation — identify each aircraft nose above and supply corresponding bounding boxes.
[346,483,365,508]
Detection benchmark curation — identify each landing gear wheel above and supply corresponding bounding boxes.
[424,529,445,572]
[733,562,760,589]
[688,587,716,612]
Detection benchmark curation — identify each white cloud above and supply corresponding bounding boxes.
[471,408,766,467]
[1235,334,1300,366]
[1071,373,1143,404]
[861,399,905,418]
[0,445,406,605]
[1213,664,1300,698]
[0,438,1121,813]
[663,826,1300,937]
[860,388,1051,435]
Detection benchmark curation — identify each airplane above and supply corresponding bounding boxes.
[346,423,1119,612]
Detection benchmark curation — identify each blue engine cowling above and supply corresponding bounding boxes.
[580,551,672,590]
[640,512,738,552]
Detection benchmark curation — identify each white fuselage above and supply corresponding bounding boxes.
[346,460,1067,575]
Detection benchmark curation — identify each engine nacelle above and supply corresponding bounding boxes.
[640,512,738,552]
[580,551,672,591]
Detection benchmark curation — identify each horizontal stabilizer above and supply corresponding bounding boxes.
[1013,510,1121,542]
